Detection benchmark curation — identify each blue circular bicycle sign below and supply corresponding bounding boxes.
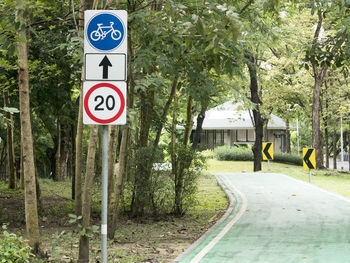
[86,13,125,51]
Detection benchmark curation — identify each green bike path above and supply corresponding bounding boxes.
[175,173,350,263]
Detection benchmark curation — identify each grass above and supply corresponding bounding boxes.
[206,159,350,198]
[0,172,229,262]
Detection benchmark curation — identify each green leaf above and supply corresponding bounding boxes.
[2,107,19,114]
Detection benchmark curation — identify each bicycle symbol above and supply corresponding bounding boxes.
[86,12,125,51]
[90,22,122,41]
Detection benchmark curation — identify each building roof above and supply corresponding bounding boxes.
[185,101,287,130]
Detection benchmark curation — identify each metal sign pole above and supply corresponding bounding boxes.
[309,169,311,183]
[101,125,108,263]
[268,159,270,170]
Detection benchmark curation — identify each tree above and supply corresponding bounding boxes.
[16,0,40,252]
[303,0,350,168]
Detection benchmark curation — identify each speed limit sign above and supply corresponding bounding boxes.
[83,81,126,125]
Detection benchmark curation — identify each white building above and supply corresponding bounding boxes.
[186,101,287,152]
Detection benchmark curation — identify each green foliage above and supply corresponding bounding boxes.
[0,225,34,263]
[273,152,303,166]
[174,144,206,214]
[213,146,303,166]
[214,146,254,161]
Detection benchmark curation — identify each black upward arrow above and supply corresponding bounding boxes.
[303,149,315,169]
[263,143,272,160]
[99,55,112,79]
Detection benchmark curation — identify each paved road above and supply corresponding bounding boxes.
[176,173,350,263]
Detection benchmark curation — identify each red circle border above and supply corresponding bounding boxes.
[84,82,125,124]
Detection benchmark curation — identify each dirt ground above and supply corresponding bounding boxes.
[0,177,227,262]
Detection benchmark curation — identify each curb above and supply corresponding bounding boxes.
[171,174,236,263]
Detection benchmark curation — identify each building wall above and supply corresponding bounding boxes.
[195,129,286,153]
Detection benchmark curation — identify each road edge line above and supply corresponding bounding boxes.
[172,174,247,263]
[188,175,247,263]
[275,172,350,204]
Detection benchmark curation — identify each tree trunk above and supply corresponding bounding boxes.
[333,124,337,170]
[153,76,178,148]
[131,88,155,217]
[108,127,128,239]
[71,124,76,199]
[3,90,16,189]
[285,119,291,153]
[312,76,324,169]
[107,125,119,212]
[17,0,40,252]
[246,55,263,172]
[19,145,24,189]
[74,0,86,217]
[325,125,329,169]
[55,119,62,181]
[174,95,194,215]
[192,106,207,150]
[78,125,98,263]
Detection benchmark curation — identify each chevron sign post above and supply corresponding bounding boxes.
[303,148,316,183]
[262,142,273,170]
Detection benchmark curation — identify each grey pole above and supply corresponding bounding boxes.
[267,159,270,170]
[309,169,311,183]
[101,125,109,263]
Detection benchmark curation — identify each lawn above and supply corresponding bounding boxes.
[206,159,350,198]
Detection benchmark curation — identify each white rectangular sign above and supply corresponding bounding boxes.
[85,54,126,81]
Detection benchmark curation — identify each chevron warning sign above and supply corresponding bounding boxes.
[303,148,316,170]
[262,142,273,160]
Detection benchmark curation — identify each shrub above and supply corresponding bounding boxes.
[274,152,303,166]
[0,225,34,263]
[213,146,303,166]
[214,146,253,161]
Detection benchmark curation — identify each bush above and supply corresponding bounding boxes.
[274,152,303,166]
[213,146,303,166]
[0,225,35,263]
[214,146,253,161]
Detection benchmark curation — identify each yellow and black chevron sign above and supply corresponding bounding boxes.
[303,148,316,170]
[262,142,273,160]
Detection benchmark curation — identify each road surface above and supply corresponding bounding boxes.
[175,173,350,263]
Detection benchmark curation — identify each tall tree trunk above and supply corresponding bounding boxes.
[3,90,16,189]
[333,124,337,170]
[71,124,76,199]
[174,95,194,215]
[312,76,324,169]
[74,0,86,216]
[285,119,291,153]
[17,0,40,252]
[153,76,178,148]
[108,127,128,238]
[309,10,343,169]
[246,55,263,172]
[325,125,329,168]
[131,88,155,217]
[192,106,207,150]
[107,125,119,212]
[55,119,62,181]
[78,125,98,263]
[323,88,329,168]
[19,145,24,189]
